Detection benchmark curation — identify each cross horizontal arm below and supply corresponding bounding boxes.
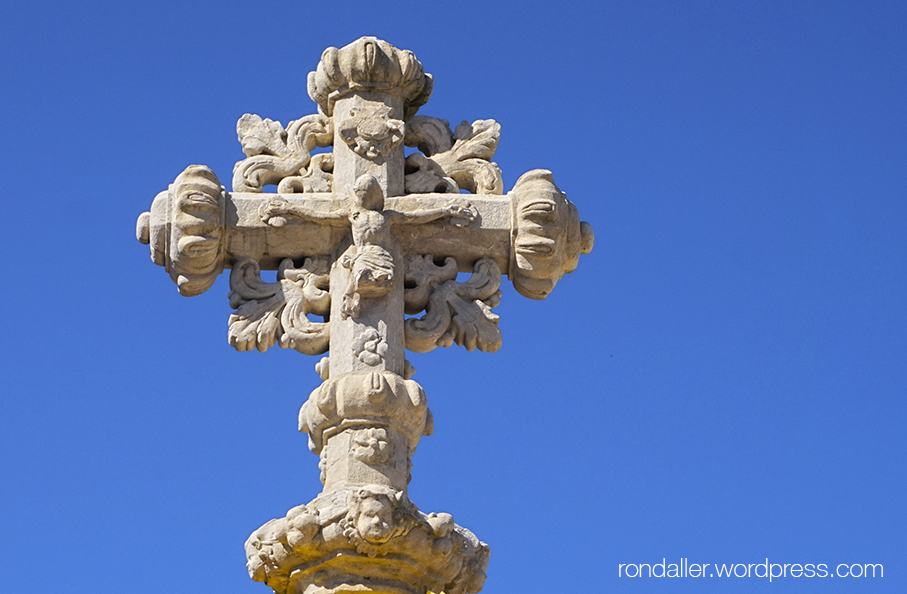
[225,192,512,271]
[138,166,590,299]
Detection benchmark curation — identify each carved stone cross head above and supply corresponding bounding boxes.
[136,37,592,594]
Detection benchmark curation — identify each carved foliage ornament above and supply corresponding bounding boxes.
[232,113,333,193]
[351,427,392,464]
[404,256,502,353]
[228,257,330,355]
[352,328,388,365]
[404,117,503,195]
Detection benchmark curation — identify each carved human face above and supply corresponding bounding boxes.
[352,174,386,212]
[356,495,395,544]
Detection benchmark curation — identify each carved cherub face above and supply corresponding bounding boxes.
[355,494,395,544]
[338,105,405,160]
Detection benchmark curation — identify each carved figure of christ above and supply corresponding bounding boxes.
[258,172,480,376]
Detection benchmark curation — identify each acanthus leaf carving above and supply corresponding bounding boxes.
[404,257,502,353]
[276,153,333,193]
[237,114,291,158]
[450,119,499,162]
[403,153,458,194]
[404,115,453,156]
[232,113,333,192]
[228,257,331,354]
[404,117,503,195]
[403,254,458,314]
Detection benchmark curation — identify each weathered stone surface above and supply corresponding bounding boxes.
[308,37,433,121]
[245,487,489,594]
[136,37,592,594]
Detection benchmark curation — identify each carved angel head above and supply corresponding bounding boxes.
[339,105,405,160]
[356,493,395,543]
[342,486,410,554]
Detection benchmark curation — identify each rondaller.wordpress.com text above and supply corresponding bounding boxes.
[618,558,882,581]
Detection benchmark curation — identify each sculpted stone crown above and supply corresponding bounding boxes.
[308,36,433,120]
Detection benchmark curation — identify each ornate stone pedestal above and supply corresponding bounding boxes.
[247,371,487,594]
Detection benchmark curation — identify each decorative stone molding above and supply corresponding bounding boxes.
[299,371,432,457]
[136,165,226,296]
[244,486,489,594]
[510,169,595,299]
[228,257,331,355]
[308,36,433,120]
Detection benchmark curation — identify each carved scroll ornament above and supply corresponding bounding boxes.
[404,256,502,353]
[232,113,333,193]
[404,117,504,195]
[228,257,330,355]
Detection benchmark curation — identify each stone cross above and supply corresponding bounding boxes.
[136,37,592,594]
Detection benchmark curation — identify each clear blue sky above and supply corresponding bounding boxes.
[1,1,904,593]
